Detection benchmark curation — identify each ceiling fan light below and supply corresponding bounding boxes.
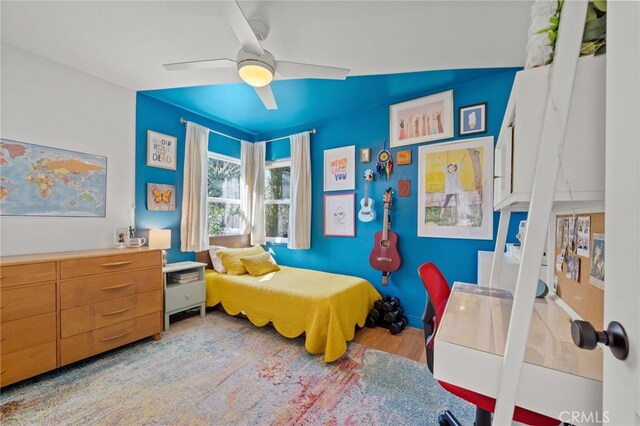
[238,63,273,87]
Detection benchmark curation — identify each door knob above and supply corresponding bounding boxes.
[571,320,629,360]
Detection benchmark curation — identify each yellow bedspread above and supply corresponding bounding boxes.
[205,266,381,362]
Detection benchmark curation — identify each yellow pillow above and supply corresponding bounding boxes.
[216,245,265,275]
[240,252,280,277]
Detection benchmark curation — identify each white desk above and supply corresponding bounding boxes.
[434,282,602,422]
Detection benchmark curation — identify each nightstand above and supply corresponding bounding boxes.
[163,261,207,330]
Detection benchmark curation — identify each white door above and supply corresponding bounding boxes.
[603,1,640,424]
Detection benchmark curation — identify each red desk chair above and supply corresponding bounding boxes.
[418,262,559,426]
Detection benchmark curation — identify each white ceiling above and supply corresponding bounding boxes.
[1,1,532,91]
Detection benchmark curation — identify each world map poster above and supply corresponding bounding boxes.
[0,139,107,217]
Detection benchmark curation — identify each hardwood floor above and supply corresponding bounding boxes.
[353,325,427,364]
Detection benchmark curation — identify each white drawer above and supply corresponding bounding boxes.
[165,280,205,313]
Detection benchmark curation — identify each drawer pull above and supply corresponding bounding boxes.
[101,261,132,267]
[0,337,6,341]
[100,330,133,342]
[0,370,5,375]
[102,282,133,291]
[101,306,134,316]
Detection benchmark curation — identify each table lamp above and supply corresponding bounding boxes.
[149,229,171,266]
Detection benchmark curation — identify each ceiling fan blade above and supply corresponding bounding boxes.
[219,1,264,56]
[275,61,350,80]
[163,58,236,71]
[254,85,278,110]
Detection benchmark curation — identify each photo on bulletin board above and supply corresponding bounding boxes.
[556,217,564,248]
[417,136,493,239]
[324,193,355,237]
[324,146,355,191]
[147,130,177,170]
[459,103,487,136]
[590,233,605,289]
[566,254,580,282]
[576,216,591,257]
[147,183,176,211]
[390,90,454,148]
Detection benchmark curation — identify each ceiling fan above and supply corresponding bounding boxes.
[163,1,350,110]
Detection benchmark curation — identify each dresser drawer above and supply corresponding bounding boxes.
[61,290,162,338]
[0,282,56,323]
[0,262,56,288]
[0,312,56,355]
[60,267,162,309]
[166,281,206,313]
[60,251,161,279]
[60,312,161,366]
[0,341,57,387]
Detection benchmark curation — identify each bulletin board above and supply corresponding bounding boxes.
[554,212,604,330]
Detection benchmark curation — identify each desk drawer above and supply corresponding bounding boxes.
[60,251,160,279]
[60,267,161,309]
[61,290,162,338]
[0,341,57,387]
[0,282,56,323]
[166,281,205,312]
[60,312,161,366]
[0,312,56,355]
[0,262,56,288]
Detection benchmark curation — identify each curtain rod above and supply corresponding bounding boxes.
[179,117,316,143]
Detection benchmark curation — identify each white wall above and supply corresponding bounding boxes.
[0,44,136,255]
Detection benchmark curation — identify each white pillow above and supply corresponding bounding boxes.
[208,245,227,273]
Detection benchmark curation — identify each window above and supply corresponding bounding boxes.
[265,159,291,243]
[207,153,242,236]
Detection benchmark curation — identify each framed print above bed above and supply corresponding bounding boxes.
[324,145,355,191]
[417,136,493,240]
[324,193,355,237]
[390,90,454,148]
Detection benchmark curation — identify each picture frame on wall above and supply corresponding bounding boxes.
[459,103,487,136]
[147,130,177,170]
[324,193,355,237]
[360,148,371,163]
[147,183,176,211]
[417,136,493,240]
[390,89,454,148]
[324,145,355,191]
[396,149,412,165]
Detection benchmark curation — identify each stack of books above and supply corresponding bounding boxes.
[167,271,199,284]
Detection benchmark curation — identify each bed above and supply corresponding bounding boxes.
[196,235,381,362]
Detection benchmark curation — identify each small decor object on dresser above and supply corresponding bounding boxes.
[459,103,487,136]
[115,227,129,248]
[390,90,454,147]
[147,183,176,211]
[0,138,107,217]
[147,130,177,170]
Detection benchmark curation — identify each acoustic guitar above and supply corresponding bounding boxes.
[369,188,402,286]
[357,169,376,222]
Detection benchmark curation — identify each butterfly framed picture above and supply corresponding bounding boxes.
[147,183,176,211]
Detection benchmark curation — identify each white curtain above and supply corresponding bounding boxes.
[180,122,210,252]
[251,141,266,245]
[240,140,254,235]
[288,132,312,249]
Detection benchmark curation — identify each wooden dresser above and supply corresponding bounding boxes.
[0,248,163,386]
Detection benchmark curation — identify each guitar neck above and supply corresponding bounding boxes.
[382,205,390,240]
[364,180,369,204]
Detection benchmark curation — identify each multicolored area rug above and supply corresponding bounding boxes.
[1,311,474,425]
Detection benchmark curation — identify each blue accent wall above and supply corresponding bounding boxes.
[135,93,252,263]
[257,70,525,327]
[135,69,526,328]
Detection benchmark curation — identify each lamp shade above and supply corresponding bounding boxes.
[148,229,171,250]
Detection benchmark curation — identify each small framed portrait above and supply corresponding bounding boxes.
[360,148,371,163]
[396,150,412,165]
[459,103,487,136]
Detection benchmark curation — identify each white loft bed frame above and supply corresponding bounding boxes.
[487,1,594,423]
